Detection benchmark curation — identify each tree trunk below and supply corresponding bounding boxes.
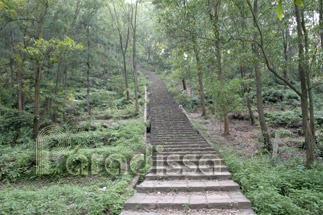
[192,39,206,117]
[132,1,139,113]
[241,66,255,126]
[295,5,314,168]
[110,1,131,100]
[33,64,41,139]
[236,4,255,126]
[17,68,23,113]
[182,79,187,90]
[282,29,289,90]
[53,62,61,123]
[33,2,48,139]
[11,25,23,113]
[87,26,91,115]
[247,96,255,125]
[320,0,323,48]
[63,65,67,122]
[122,52,130,100]
[224,113,229,135]
[301,8,315,138]
[253,0,271,151]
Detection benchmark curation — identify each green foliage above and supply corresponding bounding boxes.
[276,0,304,21]
[17,37,83,64]
[211,79,244,118]
[262,87,299,105]
[0,120,145,182]
[0,108,34,145]
[0,174,134,215]
[219,148,323,215]
[315,129,323,158]
[265,111,302,128]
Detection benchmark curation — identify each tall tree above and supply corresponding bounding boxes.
[131,0,139,113]
[320,0,323,48]
[33,0,50,139]
[295,4,314,167]
[207,0,229,132]
[245,0,315,167]
[86,25,91,115]
[251,0,271,151]
[109,1,131,100]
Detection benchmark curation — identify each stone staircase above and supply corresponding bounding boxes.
[120,71,255,215]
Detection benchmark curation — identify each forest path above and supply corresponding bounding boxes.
[120,70,255,215]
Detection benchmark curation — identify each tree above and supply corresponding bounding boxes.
[130,0,139,113]
[109,1,131,100]
[245,0,315,167]
[251,0,271,151]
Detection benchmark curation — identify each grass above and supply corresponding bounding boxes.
[0,174,134,215]
[219,148,323,215]
[0,78,148,214]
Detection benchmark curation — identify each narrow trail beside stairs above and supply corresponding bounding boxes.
[121,71,255,215]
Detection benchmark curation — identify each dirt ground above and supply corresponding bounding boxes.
[188,111,305,160]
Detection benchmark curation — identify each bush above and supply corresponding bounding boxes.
[262,87,299,105]
[0,108,33,145]
[315,129,323,158]
[219,149,323,215]
[0,174,134,215]
[265,111,302,128]
[0,120,145,182]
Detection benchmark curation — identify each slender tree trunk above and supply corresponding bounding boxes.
[10,25,23,113]
[192,39,206,117]
[132,1,139,113]
[295,5,314,168]
[122,52,130,100]
[208,0,229,132]
[33,64,41,139]
[241,66,255,126]
[53,62,61,122]
[252,0,271,151]
[236,4,255,126]
[247,96,255,125]
[182,79,187,90]
[110,2,131,100]
[320,0,323,48]
[283,29,289,90]
[33,2,48,139]
[63,65,67,122]
[17,69,23,113]
[87,26,91,115]
[301,8,315,138]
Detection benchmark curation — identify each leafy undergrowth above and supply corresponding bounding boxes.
[0,118,146,214]
[0,120,145,182]
[0,174,134,215]
[218,147,323,215]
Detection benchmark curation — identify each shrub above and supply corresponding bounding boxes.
[265,111,302,128]
[0,108,33,145]
[0,174,134,215]
[219,148,323,215]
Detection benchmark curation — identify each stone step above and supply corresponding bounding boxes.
[151,165,228,174]
[153,158,223,166]
[123,191,251,210]
[153,154,220,160]
[162,148,214,152]
[137,180,239,193]
[151,142,208,145]
[151,137,204,140]
[121,209,256,215]
[155,151,217,156]
[145,172,232,180]
[160,145,213,149]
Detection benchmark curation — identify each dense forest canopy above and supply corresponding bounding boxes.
[0,0,323,214]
